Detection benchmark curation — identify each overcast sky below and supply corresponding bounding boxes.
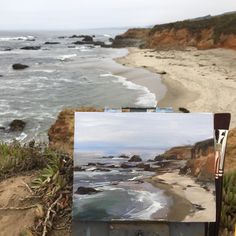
[74,112,213,153]
[0,0,236,30]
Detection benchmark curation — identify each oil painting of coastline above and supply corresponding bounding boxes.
[73,112,215,223]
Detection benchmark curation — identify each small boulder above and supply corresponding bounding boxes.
[154,155,164,162]
[82,36,93,42]
[120,163,132,168]
[20,46,41,50]
[119,154,129,158]
[128,155,142,162]
[12,64,29,70]
[74,166,85,172]
[87,163,96,166]
[75,187,101,195]
[9,119,26,132]
[0,75,3,77]
[44,42,60,45]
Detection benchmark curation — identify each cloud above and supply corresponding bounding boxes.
[74,112,213,151]
[0,0,236,29]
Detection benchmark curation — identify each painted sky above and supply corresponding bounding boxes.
[0,0,236,30]
[74,112,213,152]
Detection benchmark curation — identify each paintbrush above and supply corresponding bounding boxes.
[213,113,231,236]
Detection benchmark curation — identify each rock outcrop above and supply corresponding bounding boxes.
[112,28,150,48]
[114,12,236,50]
[48,108,103,153]
[128,155,142,162]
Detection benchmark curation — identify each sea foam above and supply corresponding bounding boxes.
[100,73,157,107]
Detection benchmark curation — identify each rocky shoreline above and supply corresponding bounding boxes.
[74,137,216,221]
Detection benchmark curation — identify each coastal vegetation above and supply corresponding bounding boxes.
[0,141,72,235]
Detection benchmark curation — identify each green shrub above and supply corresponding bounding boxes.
[221,170,236,236]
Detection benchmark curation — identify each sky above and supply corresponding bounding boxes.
[0,0,236,30]
[74,112,213,152]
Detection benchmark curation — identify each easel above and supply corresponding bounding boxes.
[73,107,230,236]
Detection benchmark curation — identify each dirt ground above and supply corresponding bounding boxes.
[0,174,36,236]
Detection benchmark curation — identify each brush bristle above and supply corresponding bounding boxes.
[214,113,231,130]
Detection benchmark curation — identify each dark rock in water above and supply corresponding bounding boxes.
[100,44,112,48]
[70,34,93,39]
[20,46,41,50]
[119,154,129,159]
[26,38,35,42]
[75,186,101,195]
[44,41,60,45]
[136,163,149,168]
[87,163,96,166]
[154,155,164,162]
[69,35,83,38]
[106,164,117,168]
[58,36,66,39]
[68,46,76,48]
[3,48,12,51]
[74,166,85,172]
[102,155,114,159]
[109,38,114,42]
[0,126,5,131]
[179,107,190,113]
[0,75,3,77]
[136,163,155,171]
[9,119,26,132]
[12,64,29,70]
[94,41,105,46]
[128,155,142,162]
[73,41,88,45]
[93,167,111,172]
[120,163,133,168]
[82,36,93,42]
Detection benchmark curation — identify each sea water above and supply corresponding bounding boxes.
[0,29,165,143]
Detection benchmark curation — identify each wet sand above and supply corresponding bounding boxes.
[148,171,216,222]
[115,47,236,128]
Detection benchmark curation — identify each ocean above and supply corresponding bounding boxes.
[0,29,165,143]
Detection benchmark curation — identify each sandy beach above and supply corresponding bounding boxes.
[148,171,216,222]
[116,47,236,128]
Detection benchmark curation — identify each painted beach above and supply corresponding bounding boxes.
[73,112,216,223]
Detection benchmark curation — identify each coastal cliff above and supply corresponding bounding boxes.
[113,12,236,50]
[48,108,103,153]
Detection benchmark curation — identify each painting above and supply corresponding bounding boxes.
[73,112,215,223]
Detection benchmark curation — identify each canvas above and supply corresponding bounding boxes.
[73,112,216,223]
